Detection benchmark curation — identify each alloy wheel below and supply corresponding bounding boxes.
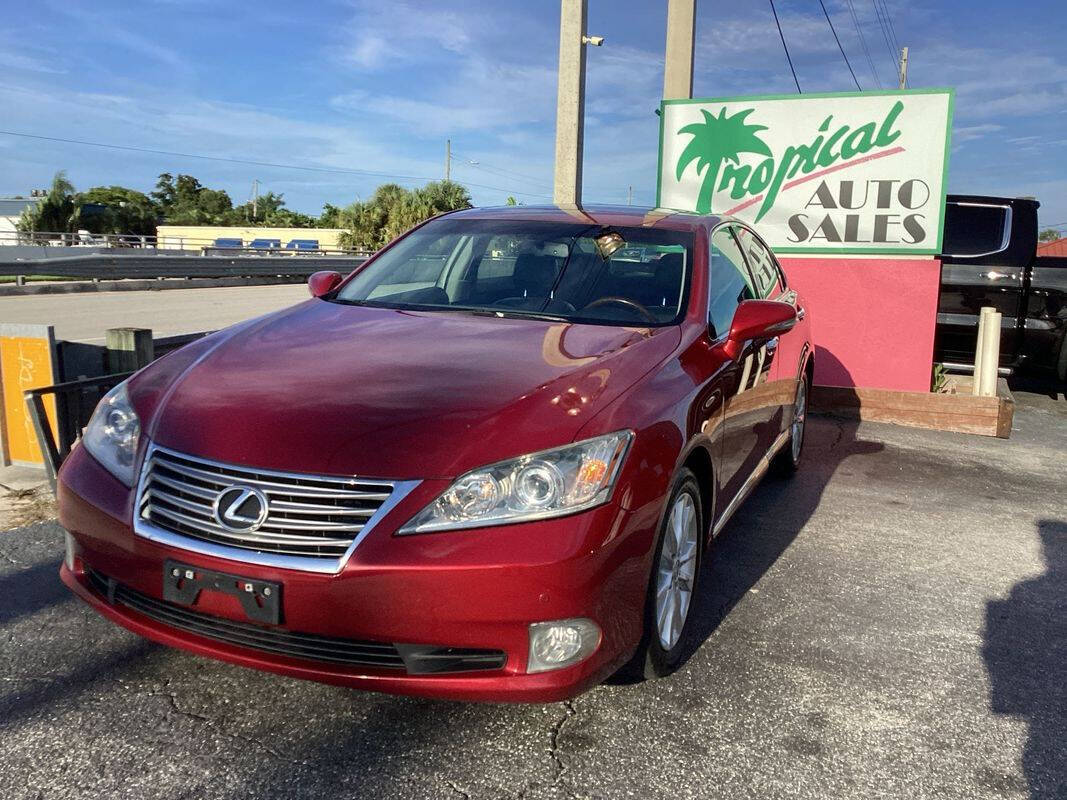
[654,491,699,651]
[791,379,807,463]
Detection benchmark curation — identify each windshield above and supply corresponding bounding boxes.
[332,218,693,326]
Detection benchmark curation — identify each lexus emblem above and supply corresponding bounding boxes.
[213,486,269,532]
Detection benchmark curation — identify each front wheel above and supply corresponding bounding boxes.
[773,371,809,477]
[624,468,705,679]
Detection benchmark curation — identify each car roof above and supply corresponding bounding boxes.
[446,204,725,232]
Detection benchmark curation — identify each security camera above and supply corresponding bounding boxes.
[582,35,605,46]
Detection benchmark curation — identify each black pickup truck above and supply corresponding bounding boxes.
[936,194,1067,382]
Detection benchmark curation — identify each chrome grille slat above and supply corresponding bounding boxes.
[135,444,414,571]
[144,505,356,548]
[151,459,391,499]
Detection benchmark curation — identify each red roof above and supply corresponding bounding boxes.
[1038,237,1067,256]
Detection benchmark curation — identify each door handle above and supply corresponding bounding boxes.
[985,271,1015,280]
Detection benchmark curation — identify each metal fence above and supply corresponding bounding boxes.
[0,229,371,258]
[25,372,133,491]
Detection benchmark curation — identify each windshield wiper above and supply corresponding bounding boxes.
[450,307,570,323]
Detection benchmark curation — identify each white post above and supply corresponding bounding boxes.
[553,0,588,206]
[979,310,1001,397]
[972,307,990,395]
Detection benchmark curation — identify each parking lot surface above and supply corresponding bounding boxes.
[1,396,1065,799]
[0,284,307,342]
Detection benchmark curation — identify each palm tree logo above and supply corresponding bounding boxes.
[675,108,772,214]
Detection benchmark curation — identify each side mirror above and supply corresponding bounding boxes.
[308,270,342,298]
[717,299,797,360]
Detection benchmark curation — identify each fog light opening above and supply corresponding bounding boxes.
[527,618,601,673]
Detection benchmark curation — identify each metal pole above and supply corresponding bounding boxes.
[553,0,587,206]
[663,0,697,100]
[898,46,909,89]
[445,139,451,181]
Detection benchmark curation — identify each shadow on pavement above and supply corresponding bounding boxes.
[0,558,69,626]
[680,414,884,669]
[984,518,1067,800]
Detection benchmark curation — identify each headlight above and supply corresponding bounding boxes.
[398,431,632,534]
[82,381,141,486]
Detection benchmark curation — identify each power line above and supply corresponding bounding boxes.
[846,0,882,88]
[818,0,862,90]
[870,0,898,72]
[450,149,554,191]
[0,129,552,199]
[878,0,901,54]
[768,0,802,93]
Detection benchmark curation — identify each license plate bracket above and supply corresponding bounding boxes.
[163,560,281,625]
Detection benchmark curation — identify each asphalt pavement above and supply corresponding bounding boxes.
[1,395,1065,800]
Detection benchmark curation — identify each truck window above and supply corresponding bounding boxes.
[942,202,1011,258]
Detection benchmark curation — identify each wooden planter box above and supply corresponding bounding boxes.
[810,376,1014,438]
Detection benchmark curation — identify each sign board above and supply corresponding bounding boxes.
[657,89,954,255]
[0,324,60,466]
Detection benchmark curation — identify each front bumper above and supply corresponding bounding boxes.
[58,445,660,702]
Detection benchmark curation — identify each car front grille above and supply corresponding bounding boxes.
[87,570,507,674]
[135,444,415,571]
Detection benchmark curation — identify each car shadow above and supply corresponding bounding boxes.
[0,557,72,627]
[678,410,885,670]
[983,518,1067,800]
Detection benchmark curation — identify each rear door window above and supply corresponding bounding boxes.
[734,227,783,299]
[709,227,756,339]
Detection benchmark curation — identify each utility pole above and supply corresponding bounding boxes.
[445,138,451,181]
[553,0,588,206]
[898,46,909,89]
[628,185,633,205]
[663,0,697,100]
[251,178,259,220]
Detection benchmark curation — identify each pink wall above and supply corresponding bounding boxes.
[779,257,941,393]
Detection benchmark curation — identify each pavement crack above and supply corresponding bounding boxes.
[150,687,299,765]
[445,779,472,799]
[547,699,579,794]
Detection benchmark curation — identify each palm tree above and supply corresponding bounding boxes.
[18,171,77,236]
[675,108,772,214]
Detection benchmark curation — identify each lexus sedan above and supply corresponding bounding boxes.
[58,205,813,702]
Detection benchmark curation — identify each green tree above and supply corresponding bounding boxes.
[73,186,157,236]
[17,171,76,234]
[675,108,772,214]
[1039,228,1061,243]
[150,173,234,224]
[336,181,472,251]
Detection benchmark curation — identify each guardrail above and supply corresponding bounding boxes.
[0,252,368,279]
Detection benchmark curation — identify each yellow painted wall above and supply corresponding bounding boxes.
[156,226,347,250]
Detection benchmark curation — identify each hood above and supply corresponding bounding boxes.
[131,300,680,479]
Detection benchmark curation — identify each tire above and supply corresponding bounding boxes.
[623,468,705,680]
[773,369,810,477]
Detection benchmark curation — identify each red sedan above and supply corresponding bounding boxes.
[58,205,813,702]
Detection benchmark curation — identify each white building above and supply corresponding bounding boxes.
[0,197,41,242]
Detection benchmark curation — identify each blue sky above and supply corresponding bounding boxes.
[1,0,1065,228]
